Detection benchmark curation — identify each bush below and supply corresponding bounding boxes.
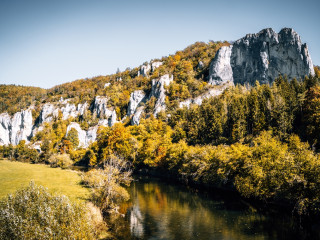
[48,153,73,169]
[82,155,132,214]
[0,182,98,239]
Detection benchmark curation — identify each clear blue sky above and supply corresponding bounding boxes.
[0,0,319,89]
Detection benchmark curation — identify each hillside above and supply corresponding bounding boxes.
[0,85,46,115]
[1,28,320,218]
[0,40,228,116]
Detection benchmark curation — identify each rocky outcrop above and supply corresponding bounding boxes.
[77,102,88,116]
[0,113,11,145]
[151,61,163,72]
[66,122,88,148]
[61,103,78,120]
[91,96,117,126]
[209,46,233,85]
[179,83,231,108]
[129,74,173,125]
[151,74,173,116]
[0,109,33,146]
[138,61,162,77]
[91,96,112,118]
[127,90,146,116]
[138,64,151,77]
[197,61,204,69]
[209,28,314,86]
[39,103,58,123]
[39,101,89,124]
[66,119,111,148]
[131,106,145,125]
[109,110,117,127]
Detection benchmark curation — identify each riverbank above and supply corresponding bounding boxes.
[133,167,320,225]
[0,159,89,201]
[113,176,320,240]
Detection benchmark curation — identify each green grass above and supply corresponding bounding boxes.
[0,159,89,201]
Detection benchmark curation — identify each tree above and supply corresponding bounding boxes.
[66,127,79,149]
[303,85,320,148]
[82,155,132,214]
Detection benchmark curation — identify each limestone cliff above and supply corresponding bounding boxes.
[66,119,110,148]
[0,109,33,146]
[129,74,173,125]
[127,90,146,116]
[151,74,173,116]
[90,96,117,126]
[209,28,314,85]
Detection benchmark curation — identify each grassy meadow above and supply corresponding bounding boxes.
[0,159,89,201]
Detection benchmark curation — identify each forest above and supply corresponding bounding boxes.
[1,39,320,239]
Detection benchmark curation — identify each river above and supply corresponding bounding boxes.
[110,176,320,240]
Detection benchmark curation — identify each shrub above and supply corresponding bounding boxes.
[82,155,132,214]
[48,153,73,169]
[0,182,98,239]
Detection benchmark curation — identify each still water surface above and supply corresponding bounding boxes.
[112,177,319,240]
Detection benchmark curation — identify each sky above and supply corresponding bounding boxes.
[0,0,319,89]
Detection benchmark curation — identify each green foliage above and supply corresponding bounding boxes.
[48,153,73,169]
[82,155,132,214]
[66,127,80,149]
[168,76,320,146]
[96,123,133,164]
[0,182,97,240]
[303,85,320,148]
[0,85,46,115]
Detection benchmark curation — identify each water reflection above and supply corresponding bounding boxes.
[111,177,320,240]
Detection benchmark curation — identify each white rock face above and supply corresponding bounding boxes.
[209,28,315,86]
[61,103,78,120]
[0,109,33,146]
[39,103,58,123]
[66,122,88,148]
[209,46,233,85]
[39,101,89,123]
[151,61,163,72]
[138,64,151,77]
[109,110,117,127]
[198,61,204,69]
[104,83,111,88]
[131,106,145,125]
[127,90,146,116]
[151,74,173,116]
[77,102,88,116]
[86,126,99,147]
[179,83,231,108]
[0,113,12,145]
[66,119,115,148]
[91,96,113,118]
[98,119,109,127]
[91,96,117,126]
